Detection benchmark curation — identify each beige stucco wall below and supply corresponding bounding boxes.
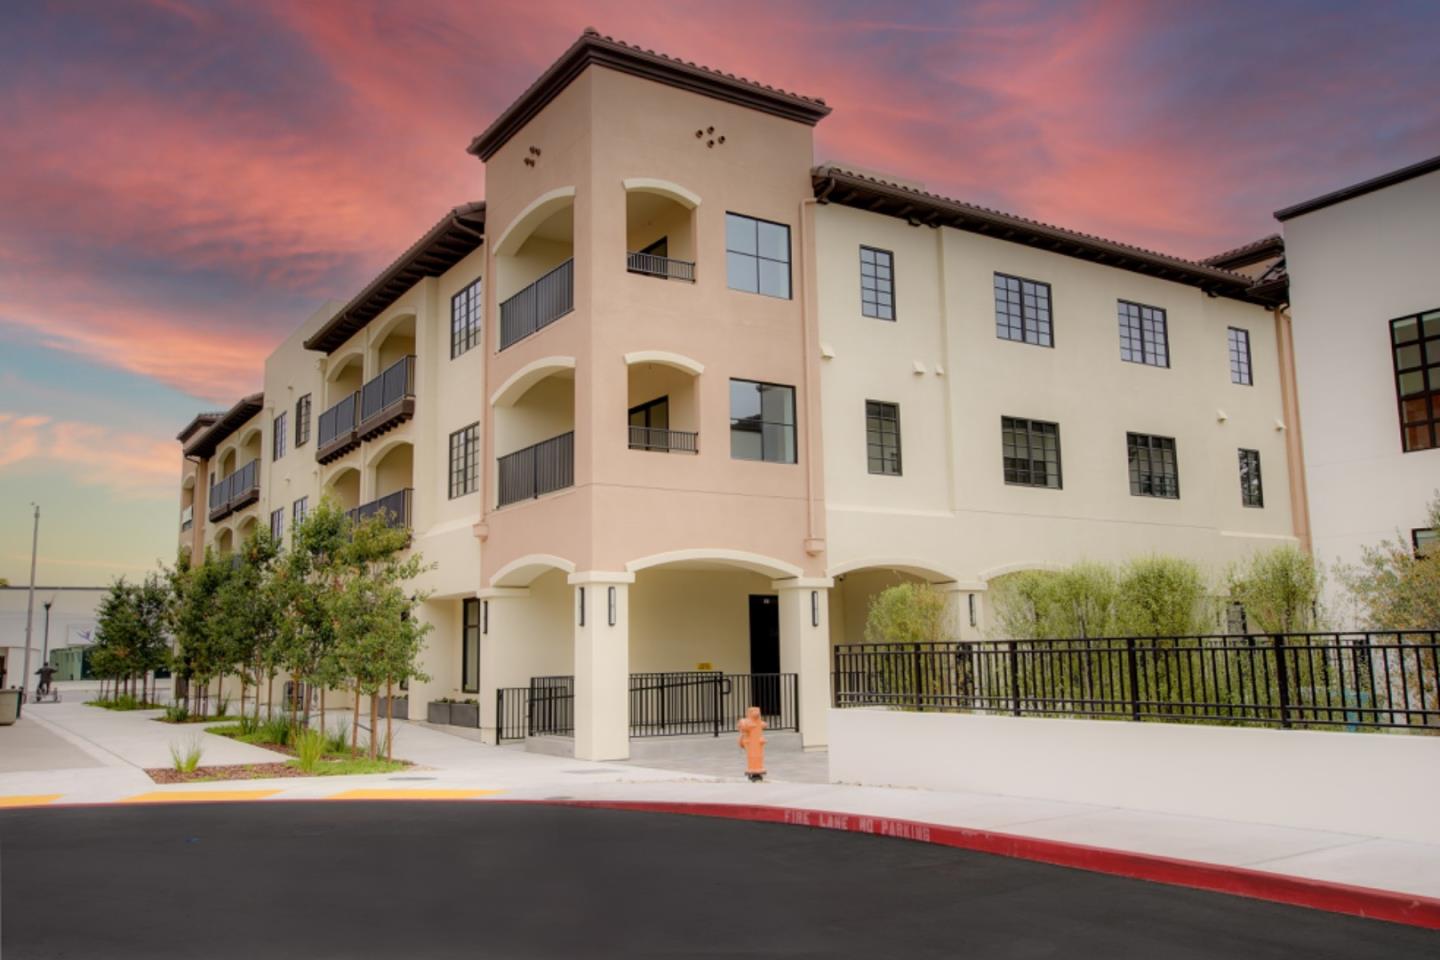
[1282,170,1440,610]
[815,202,1299,607]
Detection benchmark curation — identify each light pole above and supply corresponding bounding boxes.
[41,599,53,675]
[21,504,39,707]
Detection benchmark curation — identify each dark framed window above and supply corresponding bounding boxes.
[1118,301,1169,367]
[1414,527,1438,557]
[451,278,482,358]
[272,412,287,460]
[865,400,901,475]
[448,422,479,499]
[295,394,311,446]
[725,213,790,299]
[1128,432,1179,498]
[1391,309,1440,452]
[1228,327,1253,385]
[462,598,480,694]
[292,496,308,527]
[1238,448,1263,508]
[269,508,284,541]
[628,396,670,451]
[860,247,895,320]
[1001,417,1062,488]
[730,379,796,463]
[995,274,1053,346]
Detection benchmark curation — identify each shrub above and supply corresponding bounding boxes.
[1228,545,1324,634]
[1340,494,1440,630]
[215,695,231,718]
[258,714,293,747]
[326,723,350,754]
[163,704,190,724]
[863,582,950,645]
[238,714,261,737]
[1114,556,1210,637]
[169,736,203,774]
[294,728,326,773]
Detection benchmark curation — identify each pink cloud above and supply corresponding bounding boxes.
[0,412,177,498]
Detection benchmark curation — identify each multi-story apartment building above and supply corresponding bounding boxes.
[176,31,1302,759]
[1276,155,1440,607]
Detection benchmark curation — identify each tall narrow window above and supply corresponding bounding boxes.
[1001,417,1062,488]
[865,401,901,475]
[994,274,1053,346]
[269,508,284,541]
[292,496,308,527]
[448,422,479,499]
[729,379,796,463]
[1238,448,1263,507]
[295,394,311,446]
[859,247,895,320]
[1228,328,1253,385]
[451,278,482,358]
[1118,301,1169,367]
[272,412,287,460]
[725,213,790,299]
[462,598,480,694]
[1391,309,1440,452]
[1128,433,1179,498]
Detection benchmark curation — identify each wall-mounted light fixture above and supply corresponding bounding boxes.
[968,593,977,628]
[578,587,585,627]
[608,586,617,627]
[811,590,820,627]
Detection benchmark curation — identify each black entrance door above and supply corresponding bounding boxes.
[748,595,781,716]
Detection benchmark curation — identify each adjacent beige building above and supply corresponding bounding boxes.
[176,30,1304,759]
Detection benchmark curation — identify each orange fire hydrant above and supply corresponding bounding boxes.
[738,705,767,782]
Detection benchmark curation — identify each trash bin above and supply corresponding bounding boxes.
[0,688,21,726]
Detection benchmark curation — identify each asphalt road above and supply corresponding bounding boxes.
[2,802,1435,959]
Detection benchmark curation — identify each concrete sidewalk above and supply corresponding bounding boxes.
[3,703,1438,907]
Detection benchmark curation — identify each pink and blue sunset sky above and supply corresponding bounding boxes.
[1,0,1437,585]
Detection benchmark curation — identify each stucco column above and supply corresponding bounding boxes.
[570,572,633,762]
[477,587,529,745]
[774,577,834,750]
[939,581,987,643]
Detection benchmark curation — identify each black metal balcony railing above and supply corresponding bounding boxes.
[207,458,260,522]
[359,355,416,439]
[316,391,360,463]
[626,251,696,282]
[627,425,699,454]
[499,258,574,350]
[346,488,413,530]
[496,431,575,507]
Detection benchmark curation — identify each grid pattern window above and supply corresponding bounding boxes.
[1228,328,1253,385]
[1001,417,1062,488]
[292,496,308,527]
[448,422,479,499]
[1118,301,1169,367]
[1127,433,1179,498]
[1414,528,1438,557]
[295,394,311,446]
[462,598,479,694]
[994,274,1053,346]
[451,278,482,358]
[725,213,790,299]
[272,412,287,460]
[730,379,796,463]
[1238,448,1263,508]
[269,508,284,541]
[865,401,901,475]
[859,247,894,320]
[1391,309,1440,452]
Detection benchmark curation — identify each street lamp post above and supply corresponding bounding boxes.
[21,504,40,708]
[42,599,53,675]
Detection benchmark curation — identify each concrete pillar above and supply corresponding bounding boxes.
[940,581,988,642]
[774,577,834,750]
[570,572,632,761]
[476,587,529,745]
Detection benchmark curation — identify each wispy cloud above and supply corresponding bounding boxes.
[0,413,176,498]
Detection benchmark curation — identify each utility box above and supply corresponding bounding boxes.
[0,688,21,725]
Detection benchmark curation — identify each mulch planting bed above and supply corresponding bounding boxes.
[147,763,309,784]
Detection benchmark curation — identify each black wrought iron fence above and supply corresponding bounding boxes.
[346,488,412,530]
[497,431,574,506]
[833,632,1440,732]
[528,675,574,736]
[496,686,529,742]
[499,258,574,349]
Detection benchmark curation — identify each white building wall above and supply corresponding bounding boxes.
[1282,170,1440,605]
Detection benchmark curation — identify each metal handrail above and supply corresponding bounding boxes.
[497,431,575,507]
[317,392,359,449]
[499,258,574,350]
[628,425,698,454]
[346,488,413,530]
[360,355,416,424]
[626,251,695,282]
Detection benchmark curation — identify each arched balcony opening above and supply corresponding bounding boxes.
[495,190,575,350]
[325,467,361,515]
[625,354,701,454]
[354,441,413,530]
[215,526,235,559]
[358,315,417,442]
[493,365,575,508]
[317,354,365,463]
[625,183,697,283]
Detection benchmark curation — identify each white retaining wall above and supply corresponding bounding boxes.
[829,708,1440,845]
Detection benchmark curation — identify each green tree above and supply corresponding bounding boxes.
[987,570,1058,640]
[1114,556,1210,637]
[1341,495,1440,630]
[170,548,232,714]
[1228,545,1324,634]
[863,581,951,645]
[213,529,284,722]
[278,499,352,731]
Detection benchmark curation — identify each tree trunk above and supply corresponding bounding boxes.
[385,679,393,762]
[368,693,378,760]
[320,687,327,738]
[351,686,361,754]
[265,672,274,722]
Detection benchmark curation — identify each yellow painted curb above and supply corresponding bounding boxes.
[328,788,504,801]
[0,794,63,808]
[122,790,281,803]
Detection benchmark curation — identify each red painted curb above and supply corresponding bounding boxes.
[528,799,1440,931]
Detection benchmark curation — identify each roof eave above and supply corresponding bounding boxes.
[182,393,265,458]
[1274,153,1440,222]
